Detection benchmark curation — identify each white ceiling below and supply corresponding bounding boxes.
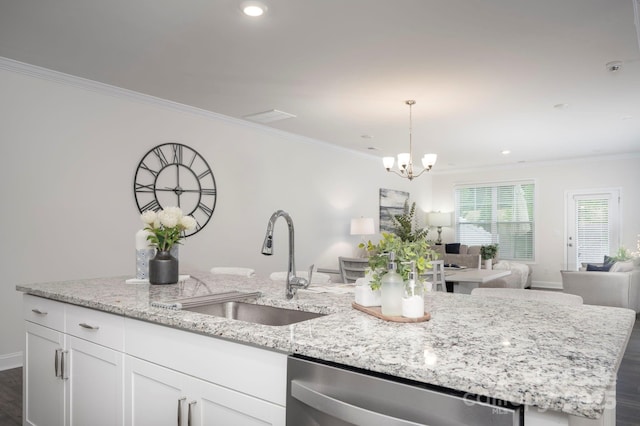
[1,0,640,171]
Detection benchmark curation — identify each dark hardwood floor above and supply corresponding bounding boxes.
[0,366,21,426]
[617,315,640,426]
[1,319,638,425]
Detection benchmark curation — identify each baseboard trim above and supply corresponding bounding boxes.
[531,281,562,290]
[0,352,23,371]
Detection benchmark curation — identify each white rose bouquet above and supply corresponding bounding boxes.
[140,207,197,252]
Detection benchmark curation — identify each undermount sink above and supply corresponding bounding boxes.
[184,301,325,326]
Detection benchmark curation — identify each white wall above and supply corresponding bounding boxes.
[0,61,434,366]
[431,157,640,288]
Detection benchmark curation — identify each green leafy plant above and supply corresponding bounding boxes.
[480,244,499,260]
[610,246,633,262]
[362,233,436,290]
[389,201,429,242]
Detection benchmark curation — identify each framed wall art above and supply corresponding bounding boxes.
[379,188,409,233]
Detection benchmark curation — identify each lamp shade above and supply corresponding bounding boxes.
[422,153,437,168]
[397,153,411,169]
[350,217,375,235]
[428,212,451,227]
[382,156,395,169]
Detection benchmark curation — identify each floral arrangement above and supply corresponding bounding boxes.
[612,242,640,266]
[140,207,197,252]
[362,232,436,290]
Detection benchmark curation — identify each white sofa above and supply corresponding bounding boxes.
[561,264,640,312]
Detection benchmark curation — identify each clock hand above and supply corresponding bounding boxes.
[161,187,203,193]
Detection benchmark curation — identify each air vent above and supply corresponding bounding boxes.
[243,109,296,123]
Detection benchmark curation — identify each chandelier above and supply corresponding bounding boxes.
[383,100,437,180]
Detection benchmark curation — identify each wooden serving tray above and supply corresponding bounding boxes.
[352,302,431,323]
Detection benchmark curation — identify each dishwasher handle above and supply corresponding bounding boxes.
[291,380,426,426]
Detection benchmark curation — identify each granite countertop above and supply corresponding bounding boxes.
[17,272,635,420]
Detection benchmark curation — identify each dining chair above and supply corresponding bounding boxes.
[423,260,446,291]
[338,257,370,284]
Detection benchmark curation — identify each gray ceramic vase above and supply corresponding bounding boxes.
[149,250,178,285]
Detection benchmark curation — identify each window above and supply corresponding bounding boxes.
[455,181,535,261]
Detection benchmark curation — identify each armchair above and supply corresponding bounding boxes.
[561,269,640,312]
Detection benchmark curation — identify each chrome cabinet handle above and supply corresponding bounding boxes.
[78,322,100,330]
[291,380,424,426]
[32,308,48,315]
[60,350,68,380]
[188,401,197,426]
[177,397,186,426]
[54,349,60,377]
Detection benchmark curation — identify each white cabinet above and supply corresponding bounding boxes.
[24,321,65,426]
[125,356,184,426]
[66,335,124,426]
[23,294,125,426]
[125,355,284,426]
[23,294,287,426]
[124,317,287,426]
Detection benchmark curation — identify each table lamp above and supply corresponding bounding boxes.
[427,212,451,245]
[350,217,375,256]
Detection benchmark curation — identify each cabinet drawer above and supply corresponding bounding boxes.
[23,294,65,331]
[66,304,124,351]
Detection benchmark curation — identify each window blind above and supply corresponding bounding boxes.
[575,197,609,264]
[455,181,535,261]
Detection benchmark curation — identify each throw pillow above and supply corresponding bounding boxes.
[610,261,634,273]
[603,255,615,266]
[445,243,461,254]
[586,263,613,272]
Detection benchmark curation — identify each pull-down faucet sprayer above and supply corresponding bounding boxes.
[261,210,313,299]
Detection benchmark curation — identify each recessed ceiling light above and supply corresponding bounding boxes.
[361,134,373,139]
[241,1,267,17]
[553,103,569,110]
[501,150,511,155]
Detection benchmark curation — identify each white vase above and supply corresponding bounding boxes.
[484,259,493,270]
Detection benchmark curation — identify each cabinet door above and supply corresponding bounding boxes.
[124,356,187,426]
[192,376,286,426]
[66,335,124,426]
[24,322,65,426]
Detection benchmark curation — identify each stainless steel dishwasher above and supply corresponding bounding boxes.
[287,356,523,426]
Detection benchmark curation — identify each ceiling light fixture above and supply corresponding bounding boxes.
[606,60,623,72]
[383,100,437,181]
[241,1,267,17]
[243,109,295,123]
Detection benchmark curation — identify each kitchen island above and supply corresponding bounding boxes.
[17,272,635,425]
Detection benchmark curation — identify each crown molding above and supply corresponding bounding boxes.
[634,0,640,54]
[431,151,640,176]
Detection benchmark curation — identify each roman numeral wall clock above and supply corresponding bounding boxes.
[134,143,217,237]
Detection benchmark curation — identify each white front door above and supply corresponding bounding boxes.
[565,188,620,271]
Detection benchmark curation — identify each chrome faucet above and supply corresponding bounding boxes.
[261,210,313,299]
